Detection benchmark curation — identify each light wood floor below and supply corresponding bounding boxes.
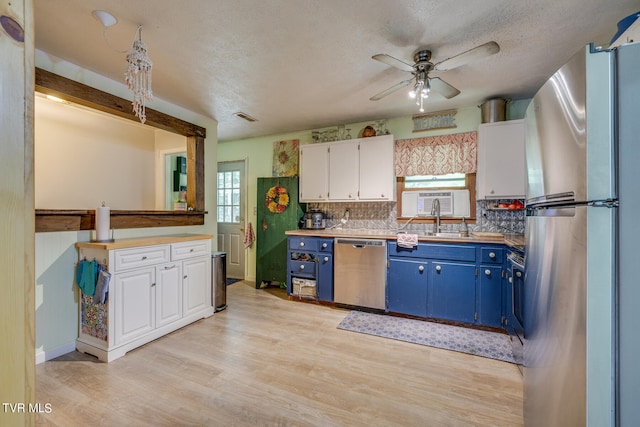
[35,282,523,426]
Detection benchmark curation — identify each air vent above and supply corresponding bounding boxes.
[233,112,258,122]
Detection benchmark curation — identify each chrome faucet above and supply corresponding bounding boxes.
[431,198,441,234]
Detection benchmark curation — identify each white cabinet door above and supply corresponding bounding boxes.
[182,256,211,317]
[477,120,526,199]
[359,134,395,200]
[155,263,182,328]
[114,267,155,346]
[329,140,359,200]
[299,143,329,202]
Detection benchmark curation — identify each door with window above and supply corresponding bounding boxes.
[217,161,246,279]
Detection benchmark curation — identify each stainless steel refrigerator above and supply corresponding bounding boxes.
[523,42,640,426]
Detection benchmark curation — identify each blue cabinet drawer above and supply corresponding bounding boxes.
[388,242,475,262]
[289,260,316,277]
[288,236,318,251]
[318,238,333,252]
[480,247,504,264]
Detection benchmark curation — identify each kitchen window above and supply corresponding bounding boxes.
[396,173,477,221]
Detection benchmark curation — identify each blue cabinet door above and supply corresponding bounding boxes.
[388,259,427,317]
[478,265,503,327]
[317,253,333,301]
[427,261,476,323]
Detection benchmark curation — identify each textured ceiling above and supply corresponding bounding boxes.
[34,0,639,141]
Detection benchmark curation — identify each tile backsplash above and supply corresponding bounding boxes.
[305,199,525,234]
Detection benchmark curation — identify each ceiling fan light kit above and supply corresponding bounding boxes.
[92,10,153,124]
[370,41,500,113]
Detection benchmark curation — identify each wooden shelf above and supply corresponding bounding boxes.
[36,209,207,233]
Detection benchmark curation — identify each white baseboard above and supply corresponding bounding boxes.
[35,342,76,365]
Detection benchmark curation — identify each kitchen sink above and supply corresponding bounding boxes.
[423,232,470,238]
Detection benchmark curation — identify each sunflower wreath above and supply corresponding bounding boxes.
[265,185,289,213]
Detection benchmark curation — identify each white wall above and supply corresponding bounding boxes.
[34,51,218,363]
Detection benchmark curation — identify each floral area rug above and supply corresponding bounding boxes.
[337,311,515,363]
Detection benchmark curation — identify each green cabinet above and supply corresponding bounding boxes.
[256,177,303,288]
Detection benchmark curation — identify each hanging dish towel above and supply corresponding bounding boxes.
[397,233,419,248]
[76,259,98,296]
[244,222,255,248]
[93,268,111,304]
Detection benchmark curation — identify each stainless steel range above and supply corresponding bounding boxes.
[506,246,525,367]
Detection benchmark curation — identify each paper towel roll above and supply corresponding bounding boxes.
[95,206,110,241]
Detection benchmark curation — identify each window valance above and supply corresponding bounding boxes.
[394,131,477,177]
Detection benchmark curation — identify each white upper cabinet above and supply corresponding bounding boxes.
[299,134,395,202]
[477,120,526,199]
[299,143,329,201]
[328,140,359,200]
[358,134,395,200]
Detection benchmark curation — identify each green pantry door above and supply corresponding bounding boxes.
[256,177,303,288]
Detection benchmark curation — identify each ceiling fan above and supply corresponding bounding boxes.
[370,41,500,112]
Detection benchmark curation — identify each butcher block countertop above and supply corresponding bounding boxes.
[75,233,214,250]
[286,229,524,246]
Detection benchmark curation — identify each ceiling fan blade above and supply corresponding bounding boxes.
[433,41,500,71]
[429,77,461,99]
[369,79,413,101]
[371,53,415,72]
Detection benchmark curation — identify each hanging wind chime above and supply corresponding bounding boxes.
[92,10,153,124]
[125,27,153,124]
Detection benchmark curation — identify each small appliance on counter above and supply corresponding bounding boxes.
[303,210,325,229]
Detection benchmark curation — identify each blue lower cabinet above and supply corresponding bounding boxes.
[427,261,476,323]
[287,236,334,301]
[478,265,503,327]
[317,253,333,301]
[387,241,508,328]
[387,259,428,317]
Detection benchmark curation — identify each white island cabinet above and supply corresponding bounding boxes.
[75,234,213,362]
[477,120,526,199]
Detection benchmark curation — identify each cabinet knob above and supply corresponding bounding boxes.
[381,193,385,198]
[141,256,147,260]
[299,265,305,270]
[516,271,522,278]
[485,269,491,276]
[418,265,424,272]
[489,252,496,259]
[322,243,327,248]
[300,242,305,247]
[151,282,156,287]
[349,194,353,198]
[509,277,513,283]
[190,248,194,252]
[435,265,441,272]
[323,256,329,262]
[183,275,188,279]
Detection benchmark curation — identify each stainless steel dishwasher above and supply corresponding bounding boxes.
[334,238,387,309]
